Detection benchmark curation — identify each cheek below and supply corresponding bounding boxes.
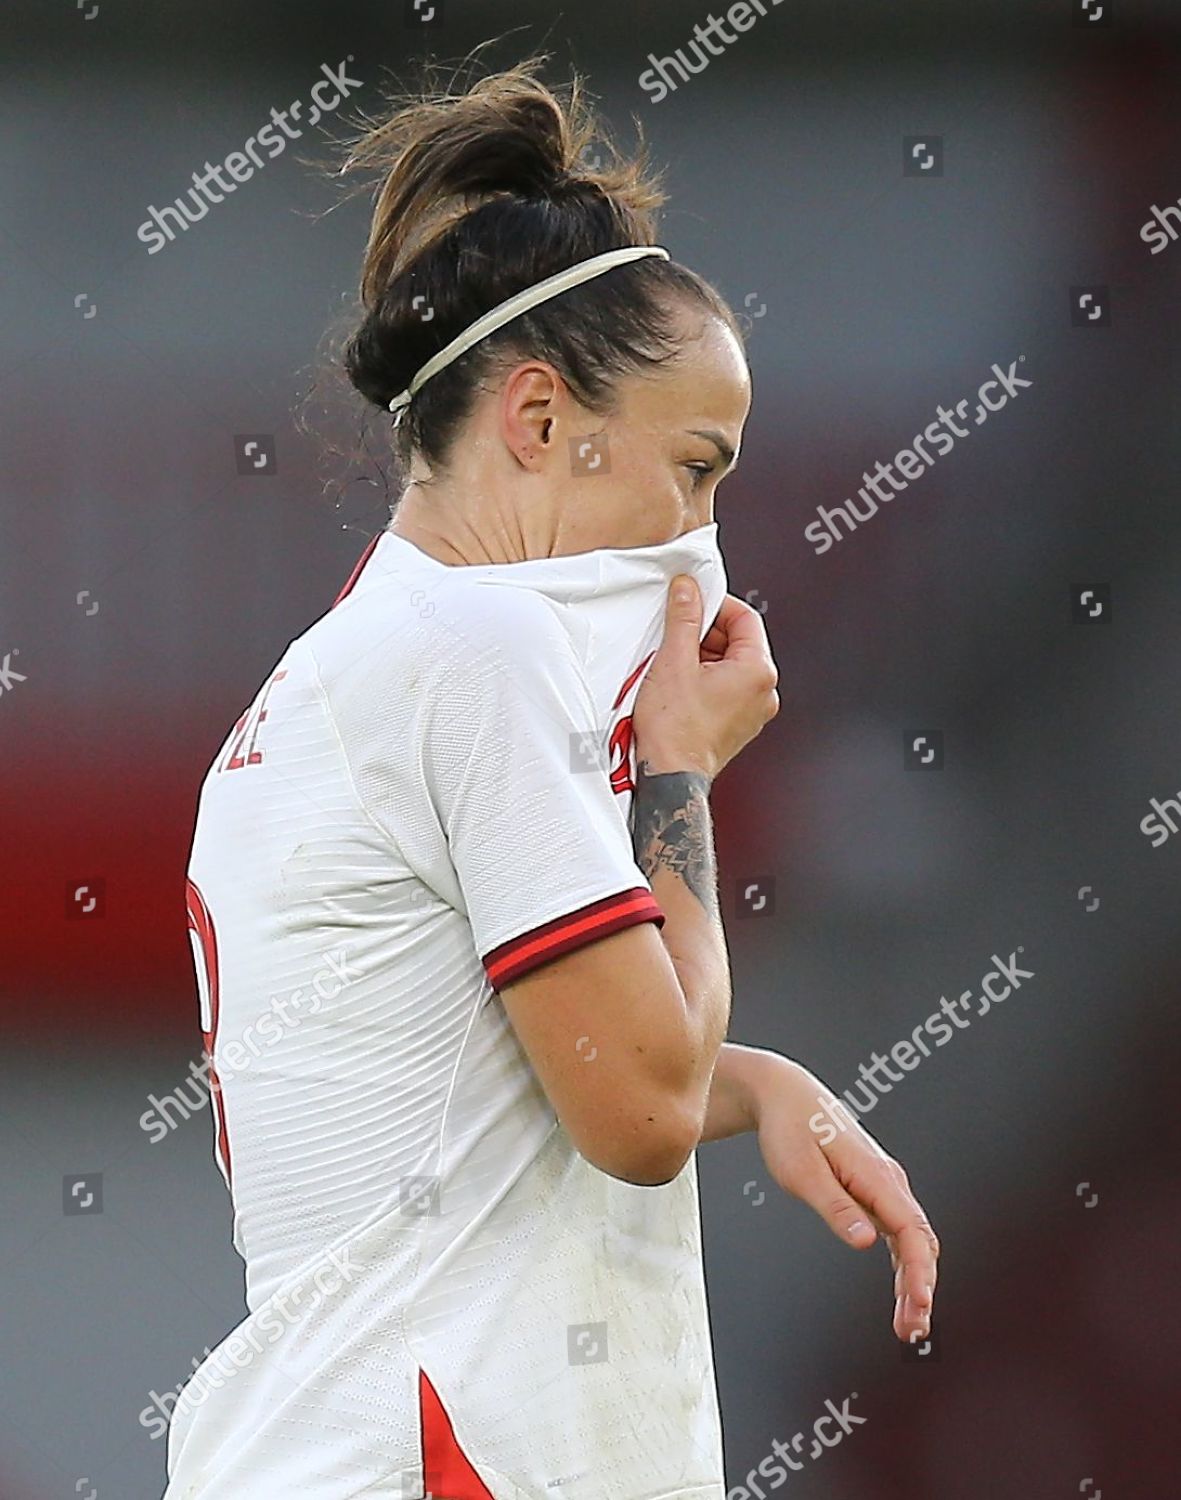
[607,449,685,545]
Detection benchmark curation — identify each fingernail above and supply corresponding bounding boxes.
[846,1220,870,1237]
[674,579,693,603]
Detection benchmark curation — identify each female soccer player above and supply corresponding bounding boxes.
[169,60,938,1500]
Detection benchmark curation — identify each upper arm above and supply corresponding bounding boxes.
[420,590,698,1183]
[498,922,702,1186]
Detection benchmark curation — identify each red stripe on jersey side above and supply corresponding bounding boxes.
[185,878,232,1186]
[483,887,664,990]
[419,1368,496,1500]
[330,532,382,608]
[612,650,655,710]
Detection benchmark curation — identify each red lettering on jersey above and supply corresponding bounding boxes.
[608,713,636,796]
[607,651,654,797]
[217,711,250,775]
[219,669,288,772]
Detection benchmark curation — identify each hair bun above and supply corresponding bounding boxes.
[338,58,662,308]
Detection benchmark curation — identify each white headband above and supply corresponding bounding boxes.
[387,244,671,419]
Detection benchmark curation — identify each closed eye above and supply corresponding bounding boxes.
[683,462,716,487]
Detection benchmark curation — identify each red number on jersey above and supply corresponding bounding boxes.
[185,877,232,1187]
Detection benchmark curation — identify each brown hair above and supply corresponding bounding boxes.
[337,56,742,471]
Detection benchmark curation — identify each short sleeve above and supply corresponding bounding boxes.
[420,590,664,989]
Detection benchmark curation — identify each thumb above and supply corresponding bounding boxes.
[658,574,702,664]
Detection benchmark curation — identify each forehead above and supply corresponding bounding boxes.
[622,310,751,427]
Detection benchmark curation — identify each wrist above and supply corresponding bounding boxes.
[724,1045,789,1132]
[634,747,716,784]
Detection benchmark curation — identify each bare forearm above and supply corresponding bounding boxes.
[631,758,732,1096]
[700,1043,788,1142]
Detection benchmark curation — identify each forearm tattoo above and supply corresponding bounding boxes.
[631,760,719,919]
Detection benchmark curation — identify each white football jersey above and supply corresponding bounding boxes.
[167,521,730,1500]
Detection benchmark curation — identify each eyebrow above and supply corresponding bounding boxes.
[687,428,739,471]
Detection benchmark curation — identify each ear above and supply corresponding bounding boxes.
[500,361,565,472]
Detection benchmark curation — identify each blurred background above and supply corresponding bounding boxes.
[3,0,1180,1495]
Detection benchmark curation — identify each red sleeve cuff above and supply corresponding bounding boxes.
[482,887,665,990]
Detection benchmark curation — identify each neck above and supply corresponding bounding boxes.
[388,466,590,567]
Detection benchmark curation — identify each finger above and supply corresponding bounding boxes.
[657,575,704,668]
[834,1163,938,1339]
[700,616,728,661]
[846,1164,939,1296]
[877,1218,937,1343]
[709,596,773,666]
[785,1150,879,1249]
[879,1233,933,1343]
